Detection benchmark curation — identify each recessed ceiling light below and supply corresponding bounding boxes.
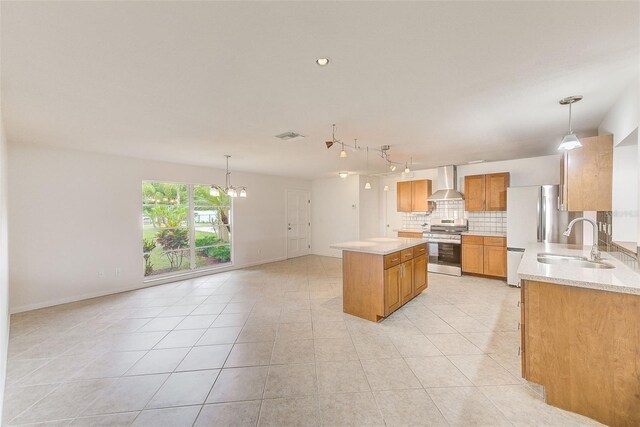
[316,58,330,66]
[338,171,348,179]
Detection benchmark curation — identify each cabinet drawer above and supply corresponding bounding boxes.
[413,244,427,257]
[484,237,506,247]
[462,235,483,245]
[401,248,414,262]
[384,252,401,269]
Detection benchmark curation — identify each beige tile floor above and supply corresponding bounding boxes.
[2,255,602,426]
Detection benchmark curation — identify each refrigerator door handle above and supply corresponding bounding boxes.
[536,191,543,242]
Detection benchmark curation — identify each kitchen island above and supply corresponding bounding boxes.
[517,243,640,426]
[330,237,428,322]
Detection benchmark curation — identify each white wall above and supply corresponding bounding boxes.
[598,77,639,147]
[8,143,310,313]
[612,142,638,242]
[456,154,561,188]
[599,76,640,247]
[311,175,359,257]
[358,176,380,239]
[0,114,10,424]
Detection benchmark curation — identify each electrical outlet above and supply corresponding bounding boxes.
[98,271,105,278]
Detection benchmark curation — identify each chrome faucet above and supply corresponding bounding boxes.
[563,217,601,261]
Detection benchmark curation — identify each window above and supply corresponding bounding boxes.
[142,182,232,278]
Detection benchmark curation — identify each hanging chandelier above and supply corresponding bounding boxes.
[210,155,247,198]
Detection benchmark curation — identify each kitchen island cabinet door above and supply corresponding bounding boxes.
[464,175,485,212]
[384,264,402,316]
[462,243,484,274]
[400,261,414,304]
[413,254,428,294]
[397,181,412,212]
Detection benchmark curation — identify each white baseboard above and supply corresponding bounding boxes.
[10,256,289,314]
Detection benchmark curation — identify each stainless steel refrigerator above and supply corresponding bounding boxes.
[506,185,582,286]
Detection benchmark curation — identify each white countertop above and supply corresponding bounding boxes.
[330,237,428,255]
[393,229,425,233]
[461,231,506,237]
[517,242,640,295]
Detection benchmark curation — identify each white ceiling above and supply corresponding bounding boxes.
[2,1,639,179]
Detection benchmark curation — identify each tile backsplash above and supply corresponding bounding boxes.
[401,199,507,234]
[467,211,507,234]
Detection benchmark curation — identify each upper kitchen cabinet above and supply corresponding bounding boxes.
[560,135,613,212]
[397,179,432,212]
[486,173,510,211]
[464,172,510,211]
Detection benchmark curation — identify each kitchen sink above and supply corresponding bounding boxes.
[536,253,615,269]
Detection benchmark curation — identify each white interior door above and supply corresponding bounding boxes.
[286,189,311,258]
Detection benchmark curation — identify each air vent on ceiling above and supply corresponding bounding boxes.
[275,131,305,140]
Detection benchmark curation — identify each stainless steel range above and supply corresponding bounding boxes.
[423,218,468,276]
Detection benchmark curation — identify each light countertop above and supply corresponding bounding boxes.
[461,231,506,238]
[517,242,640,295]
[330,237,428,255]
[393,229,425,234]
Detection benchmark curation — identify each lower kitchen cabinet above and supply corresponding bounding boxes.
[462,242,484,274]
[413,254,428,294]
[484,245,507,277]
[384,264,402,315]
[400,260,414,304]
[462,235,506,278]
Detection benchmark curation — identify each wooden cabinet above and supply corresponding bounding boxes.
[462,235,506,278]
[384,264,402,316]
[462,241,484,274]
[483,245,507,277]
[400,261,414,304]
[485,173,510,211]
[397,231,423,238]
[397,179,432,212]
[464,172,510,212]
[560,135,613,211]
[464,175,486,212]
[343,242,428,322]
[520,280,640,426]
[397,181,413,212]
[413,254,428,294]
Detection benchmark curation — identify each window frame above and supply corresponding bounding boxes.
[142,181,233,280]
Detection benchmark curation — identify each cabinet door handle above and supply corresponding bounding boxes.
[518,346,521,356]
[517,301,520,307]
[518,322,520,330]
[391,258,399,262]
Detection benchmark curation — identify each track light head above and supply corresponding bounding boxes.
[325,141,334,149]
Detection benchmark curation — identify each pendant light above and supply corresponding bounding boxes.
[364,147,372,190]
[222,155,247,198]
[558,95,583,151]
[210,186,220,197]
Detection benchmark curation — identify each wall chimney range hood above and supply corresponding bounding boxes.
[427,165,464,201]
